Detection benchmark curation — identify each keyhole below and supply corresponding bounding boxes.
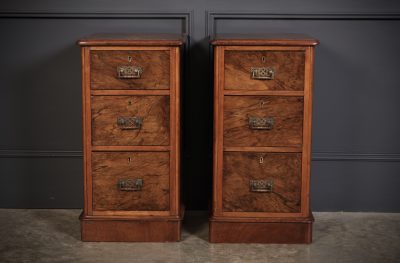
[128,157,132,163]
[259,100,265,108]
[259,156,264,164]
[128,56,132,63]
[128,101,132,106]
[261,56,266,63]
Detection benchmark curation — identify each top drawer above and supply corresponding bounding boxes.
[90,50,170,90]
[224,50,305,91]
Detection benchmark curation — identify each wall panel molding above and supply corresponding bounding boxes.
[0,10,194,35]
[204,10,400,164]
[1,8,400,210]
[206,11,400,37]
[0,10,194,161]
[312,152,400,162]
[0,150,83,158]
[1,149,400,161]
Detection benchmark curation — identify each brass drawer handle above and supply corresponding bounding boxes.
[250,179,273,193]
[118,179,143,191]
[117,116,142,130]
[250,67,275,80]
[117,65,143,79]
[248,117,274,130]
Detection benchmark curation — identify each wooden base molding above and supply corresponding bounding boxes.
[209,214,313,244]
[80,213,183,242]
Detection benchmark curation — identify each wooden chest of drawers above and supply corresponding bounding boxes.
[210,34,318,243]
[78,34,184,242]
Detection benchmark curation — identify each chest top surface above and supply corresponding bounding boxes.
[78,33,186,46]
[211,33,318,46]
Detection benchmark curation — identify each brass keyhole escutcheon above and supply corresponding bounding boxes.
[259,156,264,164]
[261,56,266,63]
[259,100,265,108]
[128,56,132,63]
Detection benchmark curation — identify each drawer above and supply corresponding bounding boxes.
[92,152,170,211]
[224,96,303,147]
[224,50,305,91]
[92,96,169,146]
[223,152,301,213]
[91,50,170,90]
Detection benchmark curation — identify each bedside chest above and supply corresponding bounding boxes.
[210,34,318,243]
[78,34,184,242]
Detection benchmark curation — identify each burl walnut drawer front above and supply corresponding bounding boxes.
[91,50,170,90]
[92,151,170,211]
[224,96,303,147]
[91,95,169,146]
[223,152,302,213]
[224,50,305,91]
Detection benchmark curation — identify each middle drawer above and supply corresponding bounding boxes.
[224,96,303,147]
[91,95,170,146]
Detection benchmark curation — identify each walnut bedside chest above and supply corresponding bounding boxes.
[210,34,318,243]
[78,34,184,242]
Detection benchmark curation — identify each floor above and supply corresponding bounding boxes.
[0,210,399,263]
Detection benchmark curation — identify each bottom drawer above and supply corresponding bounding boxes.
[223,152,302,213]
[92,151,170,211]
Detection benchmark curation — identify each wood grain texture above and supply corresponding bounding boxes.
[91,95,170,146]
[92,145,170,151]
[224,146,301,152]
[224,90,304,96]
[91,50,170,89]
[224,50,305,91]
[81,218,181,242]
[224,96,304,147]
[209,218,312,243]
[223,152,302,213]
[92,152,169,211]
[91,89,170,96]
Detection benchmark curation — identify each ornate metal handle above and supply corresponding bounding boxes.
[250,67,275,80]
[250,179,273,193]
[117,65,143,79]
[248,117,274,130]
[117,116,142,130]
[118,179,143,191]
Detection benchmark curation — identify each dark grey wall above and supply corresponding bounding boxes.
[1,0,400,211]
